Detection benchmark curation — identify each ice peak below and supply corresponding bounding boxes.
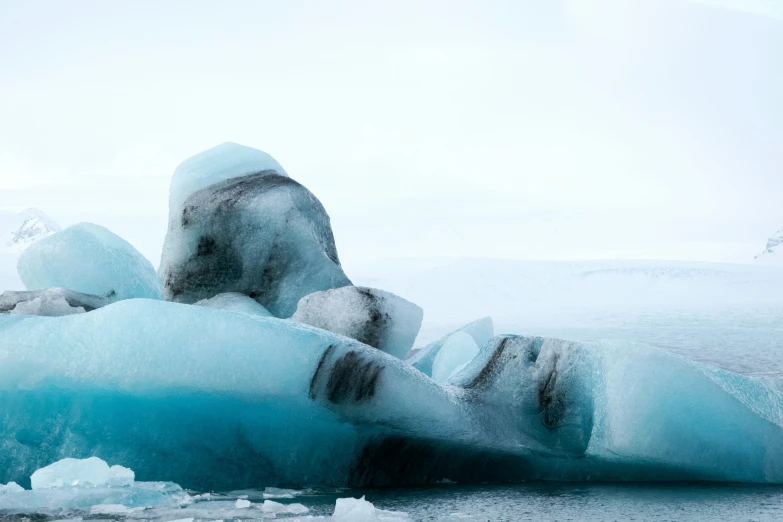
[5,208,60,253]
[755,230,783,264]
[169,142,288,211]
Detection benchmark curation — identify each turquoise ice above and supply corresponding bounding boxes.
[1,300,783,490]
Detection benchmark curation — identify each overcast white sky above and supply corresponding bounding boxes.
[1,0,781,266]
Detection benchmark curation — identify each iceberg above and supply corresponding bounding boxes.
[408,316,494,376]
[159,143,351,317]
[1,300,783,489]
[1,288,111,316]
[17,223,162,300]
[291,286,423,358]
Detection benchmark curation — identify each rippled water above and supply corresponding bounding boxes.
[9,483,783,521]
[313,483,783,521]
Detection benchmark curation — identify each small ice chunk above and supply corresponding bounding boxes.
[0,482,24,494]
[195,292,272,317]
[235,498,251,509]
[260,499,284,512]
[17,223,163,300]
[31,457,134,489]
[332,496,410,521]
[291,286,423,358]
[286,502,309,514]
[431,331,480,383]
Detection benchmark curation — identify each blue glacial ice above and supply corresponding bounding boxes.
[2,300,783,489]
[408,316,494,376]
[17,223,162,300]
[291,286,423,359]
[431,331,480,383]
[159,142,351,317]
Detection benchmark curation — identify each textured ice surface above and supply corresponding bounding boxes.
[408,317,493,376]
[18,223,162,300]
[332,496,410,521]
[431,331,480,383]
[160,143,351,317]
[1,288,111,316]
[292,286,423,358]
[2,300,783,488]
[194,292,272,316]
[31,457,133,489]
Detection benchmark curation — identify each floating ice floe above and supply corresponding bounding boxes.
[0,457,190,514]
[31,456,134,489]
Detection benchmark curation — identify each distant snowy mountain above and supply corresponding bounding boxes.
[0,209,60,291]
[755,230,783,265]
[4,208,60,253]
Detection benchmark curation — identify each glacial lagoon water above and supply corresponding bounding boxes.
[293,483,783,521]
